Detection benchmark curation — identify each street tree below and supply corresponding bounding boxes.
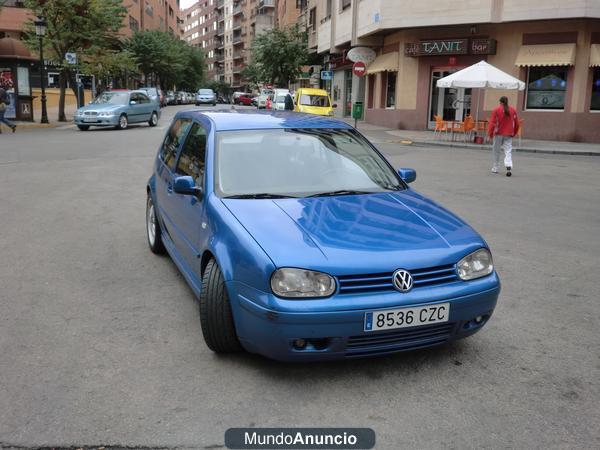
[246,25,309,87]
[24,0,127,121]
[126,30,205,91]
[80,49,138,92]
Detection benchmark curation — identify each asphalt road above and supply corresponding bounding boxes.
[0,105,599,449]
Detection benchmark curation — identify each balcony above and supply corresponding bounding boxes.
[216,0,224,9]
[232,65,244,74]
[258,0,275,8]
[233,34,242,44]
[233,51,244,60]
[233,3,243,16]
[216,67,225,75]
[233,19,242,30]
[217,25,224,36]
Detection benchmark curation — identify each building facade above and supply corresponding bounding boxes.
[311,0,600,143]
[181,0,219,81]
[121,0,180,37]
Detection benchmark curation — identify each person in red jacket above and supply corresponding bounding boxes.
[488,96,520,177]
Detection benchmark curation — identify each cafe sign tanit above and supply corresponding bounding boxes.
[405,38,497,57]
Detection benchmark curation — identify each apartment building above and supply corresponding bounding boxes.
[311,0,600,142]
[277,0,305,28]
[121,0,180,37]
[181,0,219,81]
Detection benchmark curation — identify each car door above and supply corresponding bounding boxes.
[171,120,210,273]
[128,92,143,123]
[155,118,193,250]
[138,93,153,121]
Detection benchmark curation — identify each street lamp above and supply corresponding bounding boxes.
[34,16,49,124]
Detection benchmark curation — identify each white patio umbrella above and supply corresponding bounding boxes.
[436,60,525,126]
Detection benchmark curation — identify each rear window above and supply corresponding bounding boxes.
[276,95,287,103]
[299,94,330,107]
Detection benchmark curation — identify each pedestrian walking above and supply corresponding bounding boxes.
[488,96,519,176]
[0,86,17,134]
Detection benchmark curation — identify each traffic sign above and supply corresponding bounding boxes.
[320,70,333,81]
[352,61,367,77]
[65,52,77,65]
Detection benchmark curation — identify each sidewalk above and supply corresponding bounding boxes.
[0,103,76,132]
[342,118,600,156]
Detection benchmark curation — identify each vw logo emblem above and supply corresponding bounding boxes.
[393,269,413,292]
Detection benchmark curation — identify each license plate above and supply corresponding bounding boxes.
[364,303,450,332]
[83,117,96,122]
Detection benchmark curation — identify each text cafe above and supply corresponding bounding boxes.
[364,20,600,143]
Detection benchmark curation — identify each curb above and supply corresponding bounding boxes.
[2,122,58,131]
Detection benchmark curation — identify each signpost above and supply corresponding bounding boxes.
[352,61,366,77]
[352,102,363,128]
[320,70,333,81]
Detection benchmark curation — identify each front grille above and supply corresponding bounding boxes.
[345,322,455,357]
[336,264,458,295]
[84,111,98,116]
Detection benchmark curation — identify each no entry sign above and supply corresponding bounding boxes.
[353,61,366,77]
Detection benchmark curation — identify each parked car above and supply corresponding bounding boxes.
[74,90,160,131]
[250,96,258,107]
[196,88,217,106]
[158,89,167,107]
[138,87,161,105]
[293,88,336,116]
[145,110,500,361]
[166,91,177,105]
[272,89,292,110]
[232,91,247,104]
[176,91,186,105]
[256,88,274,109]
[236,94,255,106]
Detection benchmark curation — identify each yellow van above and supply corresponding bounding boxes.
[293,88,336,116]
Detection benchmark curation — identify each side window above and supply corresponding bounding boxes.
[159,119,192,171]
[176,122,207,185]
[139,93,150,104]
[129,93,138,104]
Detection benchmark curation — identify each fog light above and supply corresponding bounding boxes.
[474,316,483,324]
[293,339,306,350]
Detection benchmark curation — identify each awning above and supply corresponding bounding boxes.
[366,52,399,74]
[590,44,600,67]
[515,43,576,67]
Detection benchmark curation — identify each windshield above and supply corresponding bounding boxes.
[299,94,330,107]
[276,95,288,103]
[215,129,404,198]
[198,89,213,95]
[92,92,129,105]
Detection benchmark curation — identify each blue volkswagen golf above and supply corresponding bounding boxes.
[146,110,500,361]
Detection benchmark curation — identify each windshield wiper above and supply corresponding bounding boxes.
[223,193,297,199]
[307,190,372,198]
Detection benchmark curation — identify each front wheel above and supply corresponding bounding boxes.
[116,114,128,130]
[146,194,165,254]
[199,259,242,353]
[77,125,89,131]
[148,111,158,127]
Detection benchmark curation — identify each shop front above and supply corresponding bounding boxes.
[0,37,36,121]
[364,19,600,143]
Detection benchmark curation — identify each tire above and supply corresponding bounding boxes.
[148,111,158,127]
[116,114,128,130]
[146,194,165,254]
[212,103,216,106]
[77,125,89,131]
[199,259,242,353]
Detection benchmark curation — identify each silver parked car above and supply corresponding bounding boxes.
[196,88,217,106]
[73,90,161,131]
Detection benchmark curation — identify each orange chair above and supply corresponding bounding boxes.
[433,115,450,140]
[453,115,476,142]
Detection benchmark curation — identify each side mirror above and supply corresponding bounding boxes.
[173,176,203,199]
[398,168,417,184]
[130,100,137,105]
[332,103,338,108]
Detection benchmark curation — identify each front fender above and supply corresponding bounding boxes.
[205,194,275,294]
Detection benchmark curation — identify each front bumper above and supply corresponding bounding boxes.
[74,116,118,126]
[228,274,500,361]
[196,98,215,104]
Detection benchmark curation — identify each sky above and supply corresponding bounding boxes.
[180,0,197,9]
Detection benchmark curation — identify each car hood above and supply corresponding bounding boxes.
[222,190,486,274]
[79,104,123,112]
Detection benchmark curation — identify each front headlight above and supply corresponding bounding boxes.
[457,248,493,281]
[271,268,336,298]
[98,112,115,117]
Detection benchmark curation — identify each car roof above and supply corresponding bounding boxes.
[175,110,352,131]
[297,88,329,96]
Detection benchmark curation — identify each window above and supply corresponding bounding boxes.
[526,66,568,110]
[309,7,316,32]
[138,93,150,104]
[177,123,207,185]
[591,68,600,111]
[340,0,351,12]
[160,119,192,170]
[129,16,139,32]
[386,72,396,108]
[325,0,332,19]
